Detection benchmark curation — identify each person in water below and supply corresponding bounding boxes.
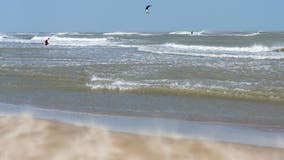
[44,38,50,46]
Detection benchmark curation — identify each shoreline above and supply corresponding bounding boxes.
[0,115,283,160]
[0,102,284,148]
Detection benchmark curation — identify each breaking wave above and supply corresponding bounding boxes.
[0,34,8,40]
[222,32,262,37]
[86,76,150,90]
[137,43,284,60]
[168,31,262,37]
[86,76,284,103]
[54,32,82,36]
[158,43,270,53]
[103,32,152,36]
[0,34,125,47]
[169,31,208,36]
[31,36,115,47]
[0,33,283,60]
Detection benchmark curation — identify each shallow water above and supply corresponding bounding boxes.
[1,103,284,148]
[1,115,284,160]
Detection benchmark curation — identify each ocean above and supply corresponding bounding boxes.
[0,31,284,159]
[0,31,284,126]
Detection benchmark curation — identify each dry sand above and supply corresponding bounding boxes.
[0,116,283,160]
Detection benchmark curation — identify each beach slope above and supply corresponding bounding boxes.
[0,116,283,160]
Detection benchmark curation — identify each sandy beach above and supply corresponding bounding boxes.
[0,116,283,160]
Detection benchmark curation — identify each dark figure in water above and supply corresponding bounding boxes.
[44,38,50,46]
[274,48,284,52]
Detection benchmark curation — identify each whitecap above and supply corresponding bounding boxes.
[30,36,115,47]
[169,31,207,36]
[136,43,284,60]
[87,75,150,90]
[223,32,262,37]
[103,32,152,36]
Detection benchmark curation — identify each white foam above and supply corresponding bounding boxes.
[113,43,273,56]
[88,76,245,92]
[0,34,8,40]
[137,43,284,59]
[87,75,149,90]
[169,31,262,37]
[0,37,29,43]
[169,31,207,36]
[223,32,262,37]
[139,49,284,60]
[56,32,68,35]
[0,34,121,47]
[91,76,112,82]
[162,43,270,53]
[55,32,81,36]
[31,36,114,47]
[103,32,152,36]
[169,31,192,35]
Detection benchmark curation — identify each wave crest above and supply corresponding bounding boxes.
[169,31,207,36]
[223,32,262,37]
[161,43,270,53]
[87,76,149,90]
[31,36,113,47]
[136,43,284,59]
[0,34,8,40]
[86,76,284,103]
[103,32,152,36]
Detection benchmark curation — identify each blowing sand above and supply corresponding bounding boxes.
[0,116,283,160]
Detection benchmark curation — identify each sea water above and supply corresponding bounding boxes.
[0,31,283,128]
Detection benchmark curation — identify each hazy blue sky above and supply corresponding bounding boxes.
[0,0,283,32]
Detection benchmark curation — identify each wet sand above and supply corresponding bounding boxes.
[0,116,283,160]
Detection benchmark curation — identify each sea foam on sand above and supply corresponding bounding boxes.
[0,116,283,160]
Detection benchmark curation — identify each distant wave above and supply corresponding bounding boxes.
[55,32,69,36]
[137,43,284,60]
[27,36,280,59]
[160,43,270,53]
[0,35,30,43]
[0,34,8,40]
[169,31,192,35]
[55,32,80,36]
[137,43,271,53]
[0,35,120,47]
[0,33,282,59]
[169,31,208,36]
[31,36,115,47]
[169,31,262,37]
[222,32,262,37]
[103,32,152,36]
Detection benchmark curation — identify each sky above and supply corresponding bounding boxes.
[0,0,283,32]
